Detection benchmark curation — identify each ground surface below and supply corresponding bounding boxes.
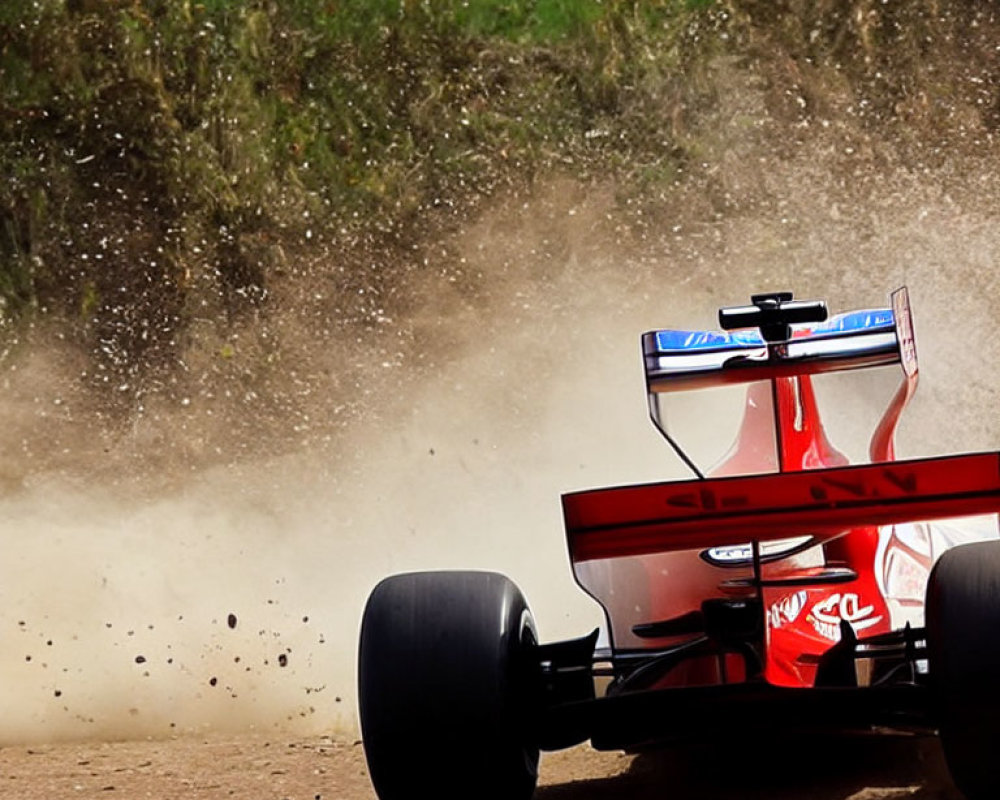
[0,731,965,800]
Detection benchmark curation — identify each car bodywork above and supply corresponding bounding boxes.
[534,288,1000,752]
[358,288,1000,800]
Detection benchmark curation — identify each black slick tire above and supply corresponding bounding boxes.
[926,540,1000,800]
[358,570,540,800]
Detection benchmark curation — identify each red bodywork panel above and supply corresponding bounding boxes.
[567,452,1000,687]
[570,291,998,691]
[564,453,1000,563]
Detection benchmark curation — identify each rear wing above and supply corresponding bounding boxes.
[643,288,916,393]
[642,288,919,472]
[564,452,1000,563]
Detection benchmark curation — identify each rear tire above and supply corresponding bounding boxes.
[358,571,540,800]
[926,540,1000,800]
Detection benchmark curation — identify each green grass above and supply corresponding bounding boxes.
[1,0,991,402]
[0,0,712,323]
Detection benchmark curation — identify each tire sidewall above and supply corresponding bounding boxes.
[926,541,1000,800]
[358,571,540,800]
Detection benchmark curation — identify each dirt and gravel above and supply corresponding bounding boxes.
[0,730,964,800]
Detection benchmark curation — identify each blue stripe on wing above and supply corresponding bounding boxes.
[806,309,895,336]
[652,309,895,354]
[653,329,765,352]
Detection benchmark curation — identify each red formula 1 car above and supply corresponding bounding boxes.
[358,289,1000,800]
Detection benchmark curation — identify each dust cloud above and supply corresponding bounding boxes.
[4,70,1000,745]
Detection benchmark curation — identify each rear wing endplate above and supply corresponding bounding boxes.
[564,452,1000,563]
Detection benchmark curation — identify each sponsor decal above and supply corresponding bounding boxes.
[704,536,814,568]
[806,592,882,642]
[768,590,808,630]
